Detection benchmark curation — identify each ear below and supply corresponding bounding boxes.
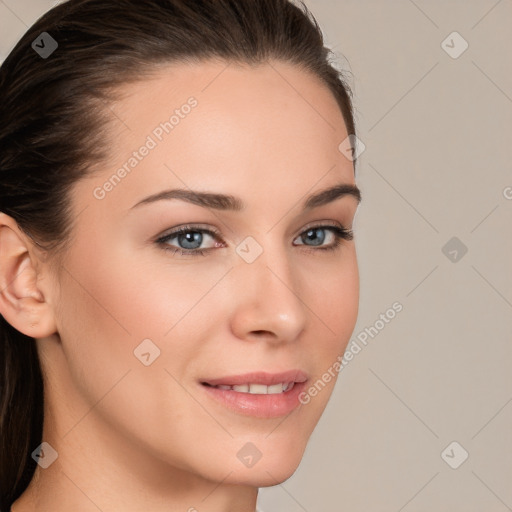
[0,212,57,338]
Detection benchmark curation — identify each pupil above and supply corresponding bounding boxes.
[180,232,202,249]
[304,228,325,246]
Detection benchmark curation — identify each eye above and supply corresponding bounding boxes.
[293,224,353,253]
[155,223,353,257]
[156,225,222,257]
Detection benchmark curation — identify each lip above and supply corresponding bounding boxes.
[200,369,308,387]
[200,369,308,419]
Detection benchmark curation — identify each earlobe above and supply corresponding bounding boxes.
[0,212,57,338]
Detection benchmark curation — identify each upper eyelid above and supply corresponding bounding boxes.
[157,222,350,244]
[156,225,220,241]
[160,221,346,234]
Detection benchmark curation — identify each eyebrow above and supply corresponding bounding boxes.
[130,182,361,212]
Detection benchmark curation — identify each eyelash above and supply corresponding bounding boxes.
[155,223,354,258]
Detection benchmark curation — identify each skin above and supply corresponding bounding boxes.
[2,59,360,512]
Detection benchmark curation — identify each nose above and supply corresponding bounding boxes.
[229,243,308,344]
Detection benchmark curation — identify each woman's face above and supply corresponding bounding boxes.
[43,59,360,487]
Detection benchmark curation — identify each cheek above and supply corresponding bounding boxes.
[53,250,224,464]
[54,241,233,407]
[307,248,359,349]
[52,243,167,410]
[297,249,359,401]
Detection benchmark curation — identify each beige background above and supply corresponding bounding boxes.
[1,1,511,511]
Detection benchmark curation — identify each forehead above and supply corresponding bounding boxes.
[77,59,355,217]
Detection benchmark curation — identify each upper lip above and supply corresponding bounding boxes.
[201,369,308,387]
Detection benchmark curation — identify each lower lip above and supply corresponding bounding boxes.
[201,381,307,418]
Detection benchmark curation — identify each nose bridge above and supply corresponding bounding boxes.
[230,237,307,341]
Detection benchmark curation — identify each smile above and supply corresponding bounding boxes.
[199,370,308,418]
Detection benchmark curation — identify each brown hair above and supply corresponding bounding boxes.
[0,0,356,508]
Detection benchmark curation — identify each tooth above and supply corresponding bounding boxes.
[217,385,232,390]
[232,384,249,392]
[267,383,284,394]
[283,382,294,392]
[249,384,268,394]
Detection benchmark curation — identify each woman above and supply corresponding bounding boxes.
[0,0,362,510]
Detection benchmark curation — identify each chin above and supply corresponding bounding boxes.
[226,461,303,488]
[222,434,308,487]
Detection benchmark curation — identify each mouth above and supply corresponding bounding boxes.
[199,370,308,418]
[201,381,296,394]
